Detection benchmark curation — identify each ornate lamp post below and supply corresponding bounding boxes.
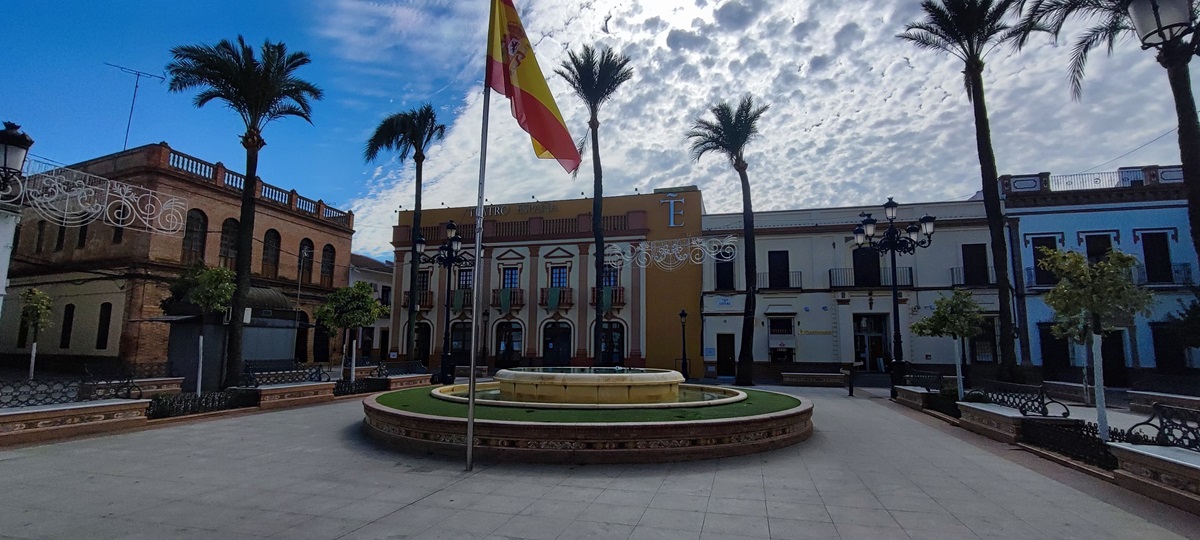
[853,198,935,398]
[416,220,473,384]
[679,309,689,380]
[0,122,35,191]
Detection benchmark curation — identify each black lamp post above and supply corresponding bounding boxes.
[416,220,472,384]
[853,198,935,398]
[679,309,689,380]
[0,122,35,191]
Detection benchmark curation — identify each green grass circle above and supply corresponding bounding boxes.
[374,387,802,423]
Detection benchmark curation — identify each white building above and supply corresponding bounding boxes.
[700,198,1000,381]
[349,254,394,362]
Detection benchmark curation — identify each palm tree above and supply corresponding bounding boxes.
[167,36,323,387]
[899,0,1024,380]
[364,104,445,366]
[687,95,769,386]
[1017,0,1200,263]
[554,45,633,367]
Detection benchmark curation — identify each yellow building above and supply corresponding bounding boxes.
[389,187,704,375]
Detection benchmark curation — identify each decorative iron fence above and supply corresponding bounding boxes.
[240,364,329,387]
[965,379,1070,417]
[333,378,390,396]
[146,391,256,419]
[0,378,86,408]
[371,361,429,377]
[904,368,943,392]
[1022,420,1154,470]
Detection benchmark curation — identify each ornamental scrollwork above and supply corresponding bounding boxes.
[605,235,738,272]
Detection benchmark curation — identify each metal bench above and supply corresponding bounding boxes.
[370,361,429,378]
[904,368,944,392]
[1108,403,1200,514]
[965,379,1070,417]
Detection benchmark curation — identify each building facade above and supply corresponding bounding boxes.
[349,254,394,363]
[700,199,1000,380]
[0,142,354,371]
[390,188,704,374]
[1004,165,1197,385]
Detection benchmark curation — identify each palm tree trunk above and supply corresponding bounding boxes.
[966,65,1019,381]
[407,156,424,365]
[224,141,261,387]
[590,118,605,367]
[1164,60,1200,263]
[736,164,757,386]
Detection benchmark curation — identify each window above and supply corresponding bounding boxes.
[1141,232,1173,283]
[17,314,29,348]
[416,270,431,292]
[76,225,88,249]
[320,244,335,287]
[601,264,619,287]
[59,304,75,349]
[219,218,239,270]
[380,286,392,306]
[1085,234,1112,265]
[298,239,314,283]
[35,221,45,253]
[960,244,990,285]
[262,229,281,279]
[970,317,998,363]
[853,247,881,287]
[768,250,790,288]
[714,259,735,290]
[54,224,66,252]
[1031,237,1058,286]
[769,317,793,335]
[96,302,112,350]
[450,322,472,357]
[112,226,123,244]
[181,210,207,264]
[495,322,524,365]
[457,268,474,290]
[598,321,625,365]
[501,267,521,289]
[549,266,569,288]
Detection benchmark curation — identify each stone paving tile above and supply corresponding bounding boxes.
[518,498,589,520]
[648,493,710,512]
[628,525,702,540]
[765,517,840,540]
[701,512,771,538]
[638,508,706,532]
[594,487,656,507]
[834,523,911,540]
[576,502,646,526]
[707,496,767,517]
[764,500,830,523]
[490,514,572,540]
[557,519,636,540]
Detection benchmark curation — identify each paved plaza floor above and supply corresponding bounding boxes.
[1,386,1197,540]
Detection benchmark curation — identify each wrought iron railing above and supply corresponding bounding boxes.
[904,368,943,392]
[828,267,913,288]
[951,267,996,287]
[756,271,803,290]
[491,288,526,309]
[1022,419,1154,470]
[1024,266,1059,290]
[146,391,255,419]
[1135,263,1193,286]
[403,290,434,309]
[589,286,626,306]
[240,363,329,388]
[965,379,1070,417]
[371,361,429,377]
[333,378,390,396]
[539,287,575,308]
[0,361,164,408]
[0,378,86,408]
[1128,403,1200,451]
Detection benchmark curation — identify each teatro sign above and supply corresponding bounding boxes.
[465,202,559,217]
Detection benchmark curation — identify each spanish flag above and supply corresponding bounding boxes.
[486,0,581,174]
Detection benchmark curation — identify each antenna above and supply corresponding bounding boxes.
[106,63,165,151]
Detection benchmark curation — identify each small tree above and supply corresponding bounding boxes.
[1037,247,1153,438]
[910,289,984,397]
[162,264,236,315]
[315,282,389,376]
[20,288,53,380]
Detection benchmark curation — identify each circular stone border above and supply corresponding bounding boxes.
[430,382,748,409]
[362,388,814,464]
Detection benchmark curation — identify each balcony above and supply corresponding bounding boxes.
[450,289,474,312]
[829,268,913,289]
[1136,263,1193,286]
[951,267,997,287]
[756,271,803,290]
[1024,267,1059,291]
[589,286,627,307]
[491,288,526,310]
[539,287,575,309]
[402,290,434,310]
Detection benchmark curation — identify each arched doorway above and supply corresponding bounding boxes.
[542,321,572,366]
[495,321,524,369]
[598,321,626,366]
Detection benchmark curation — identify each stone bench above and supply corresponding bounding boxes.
[1127,391,1200,415]
[364,374,433,391]
[957,402,1081,444]
[233,382,336,410]
[781,372,845,387]
[1108,444,1200,515]
[0,398,151,446]
[895,385,938,411]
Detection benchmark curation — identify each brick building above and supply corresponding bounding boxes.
[0,142,354,371]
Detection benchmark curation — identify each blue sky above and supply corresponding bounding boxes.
[5,1,1194,259]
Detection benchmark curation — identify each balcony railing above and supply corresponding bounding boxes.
[450,289,473,312]
[539,287,575,309]
[951,267,997,287]
[491,288,526,310]
[1136,263,1193,286]
[829,268,913,288]
[1025,267,1059,290]
[756,271,803,290]
[402,290,434,309]
[589,286,626,307]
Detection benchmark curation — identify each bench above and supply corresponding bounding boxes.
[958,380,1074,444]
[234,364,335,409]
[894,369,945,410]
[1108,403,1200,515]
[781,371,846,387]
[1127,391,1200,415]
[0,398,151,446]
[362,361,435,391]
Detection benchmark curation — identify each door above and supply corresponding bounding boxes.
[853,248,881,287]
[716,333,736,377]
[599,321,626,366]
[450,322,472,366]
[1039,324,1071,381]
[313,325,330,363]
[542,322,572,366]
[1151,322,1187,374]
[414,323,432,367]
[1101,330,1129,387]
[961,244,990,285]
[854,314,887,372]
[495,322,524,369]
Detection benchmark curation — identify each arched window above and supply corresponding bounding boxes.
[76,224,88,249]
[320,244,335,287]
[262,229,281,279]
[59,304,75,349]
[96,302,113,350]
[12,223,20,252]
[298,239,314,284]
[181,210,207,264]
[218,218,239,270]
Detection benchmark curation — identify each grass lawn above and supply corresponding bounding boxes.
[373,387,802,423]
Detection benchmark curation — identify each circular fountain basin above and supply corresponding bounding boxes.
[432,382,746,409]
[493,367,684,404]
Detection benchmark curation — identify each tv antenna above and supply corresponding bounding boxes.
[105,62,165,150]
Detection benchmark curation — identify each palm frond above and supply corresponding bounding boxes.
[363,103,446,164]
[686,95,768,165]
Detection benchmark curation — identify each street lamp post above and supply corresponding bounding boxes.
[0,122,35,191]
[679,309,689,380]
[853,198,936,398]
[416,220,473,385]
